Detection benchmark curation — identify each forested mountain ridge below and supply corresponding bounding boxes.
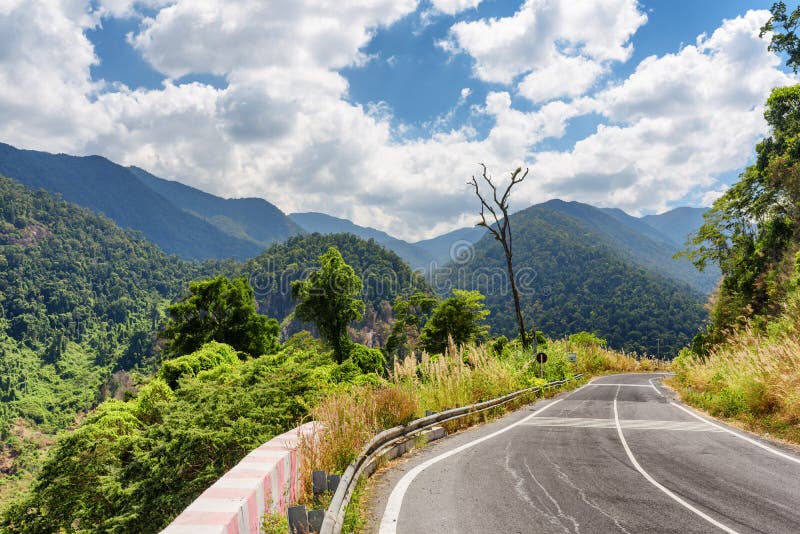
[130,167,303,249]
[451,204,707,356]
[642,207,708,247]
[289,212,435,270]
[539,200,719,293]
[0,176,216,492]
[236,233,432,346]
[0,143,299,260]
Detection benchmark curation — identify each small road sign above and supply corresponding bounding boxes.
[536,352,548,363]
[567,353,577,362]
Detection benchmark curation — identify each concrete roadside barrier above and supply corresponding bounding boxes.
[161,422,317,534]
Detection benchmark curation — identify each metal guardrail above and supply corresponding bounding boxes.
[319,373,585,534]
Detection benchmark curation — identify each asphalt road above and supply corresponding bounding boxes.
[369,373,800,534]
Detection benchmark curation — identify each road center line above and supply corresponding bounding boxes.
[648,378,665,397]
[613,387,740,534]
[378,399,564,534]
[587,383,653,387]
[669,402,800,466]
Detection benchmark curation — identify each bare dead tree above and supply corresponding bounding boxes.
[469,164,530,347]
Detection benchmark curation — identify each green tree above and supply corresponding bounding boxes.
[419,289,490,354]
[684,84,800,342]
[162,276,279,357]
[291,247,365,363]
[385,292,438,359]
[760,1,800,72]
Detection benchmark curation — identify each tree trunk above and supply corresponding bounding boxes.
[504,248,527,348]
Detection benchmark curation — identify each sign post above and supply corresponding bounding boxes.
[536,352,548,379]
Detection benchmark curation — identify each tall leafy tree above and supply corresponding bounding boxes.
[385,292,438,359]
[162,276,280,357]
[291,247,365,363]
[760,1,800,72]
[684,84,800,342]
[419,289,490,354]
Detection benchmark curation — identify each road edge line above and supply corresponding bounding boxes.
[613,390,739,534]
[669,402,800,465]
[377,398,564,534]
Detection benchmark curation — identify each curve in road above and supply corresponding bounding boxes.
[372,373,800,534]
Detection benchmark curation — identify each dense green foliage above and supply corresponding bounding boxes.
[163,276,280,357]
[385,292,438,360]
[158,341,240,389]
[685,84,800,348]
[0,176,208,437]
[291,247,365,362]
[760,1,800,73]
[0,143,299,260]
[237,233,430,345]
[2,336,381,533]
[419,290,490,354]
[452,206,707,356]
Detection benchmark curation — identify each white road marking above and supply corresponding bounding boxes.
[587,383,653,388]
[378,399,564,534]
[520,417,723,432]
[648,378,665,397]
[670,402,800,466]
[613,388,740,534]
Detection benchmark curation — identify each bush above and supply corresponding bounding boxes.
[159,341,240,389]
[350,344,386,375]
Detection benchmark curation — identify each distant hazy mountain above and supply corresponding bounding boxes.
[0,143,300,260]
[412,226,487,267]
[541,200,718,293]
[289,212,434,270]
[642,207,708,247]
[130,167,303,249]
[452,204,708,356]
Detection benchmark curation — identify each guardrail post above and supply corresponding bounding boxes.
[288,505,309,534]
[312,470,328,496]
[308,509,325,533]
[327,473,341,493]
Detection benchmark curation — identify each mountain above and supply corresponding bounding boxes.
[540,200,719,293]
[289,212,434,270]
[129,167,303,249]
[236,232,431,346]
[452,204,708,356]
[642,207,708,246]
[412,226,487,267]
[0,143,298,260]
[0,175,208,496]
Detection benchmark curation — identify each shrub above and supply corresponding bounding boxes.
[159,341,240,389]
[350,344,386,375]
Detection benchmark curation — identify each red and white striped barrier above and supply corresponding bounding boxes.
[162,422,317,534]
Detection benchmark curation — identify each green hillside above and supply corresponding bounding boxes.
[237,233,431,343]
[131,167,303,249]
[451,205,707,356]
[541,200,719,293]
[0,143,286,260]
[411,226,487,267]
[0,176,216,494]
[289,212,434,271]
[642,207,708,247]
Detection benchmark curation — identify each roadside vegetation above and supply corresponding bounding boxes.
[297,332,667,510]
[672,13,800,445]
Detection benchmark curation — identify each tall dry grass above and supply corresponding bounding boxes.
[297,336,655,503]
[673,326,800,428]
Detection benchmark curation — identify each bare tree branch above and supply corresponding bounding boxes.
[469,164,530,347]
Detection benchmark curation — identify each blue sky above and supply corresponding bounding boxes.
[0,1,795,239]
